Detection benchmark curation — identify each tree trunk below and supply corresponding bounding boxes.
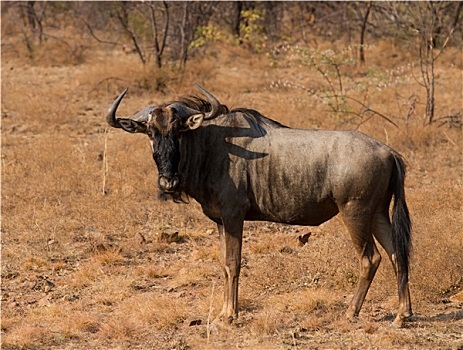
[233,1,243,42]
[149,2,169,69]
[359,2,372,64]
[180,2,189,68]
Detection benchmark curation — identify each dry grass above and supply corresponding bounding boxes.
[2,24,462,350]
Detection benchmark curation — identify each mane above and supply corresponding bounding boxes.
[165,96,287,130]
[230,107,289,129]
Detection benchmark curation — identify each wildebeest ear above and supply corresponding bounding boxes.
[183,114,204,131]
[118,119,148,133]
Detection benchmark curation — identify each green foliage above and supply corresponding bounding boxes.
[189,8,268,53]
[189,24,231,50]
[240,8,267,51]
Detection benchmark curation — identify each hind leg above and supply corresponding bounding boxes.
[341,210,382,320]
[372,211,412,327]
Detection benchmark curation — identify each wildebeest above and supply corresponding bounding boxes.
[106,84,412,328]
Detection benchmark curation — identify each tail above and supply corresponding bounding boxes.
[390,154,412,289]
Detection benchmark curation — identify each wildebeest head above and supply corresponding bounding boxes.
[106,84,223,200]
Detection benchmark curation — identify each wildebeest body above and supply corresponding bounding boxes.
[106,85,412,328]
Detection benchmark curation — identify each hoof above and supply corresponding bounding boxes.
[404,311,413,318]
[390,315,408,328]
[391,310,413,328]
[390,319,403,329]
[345,311,358,323]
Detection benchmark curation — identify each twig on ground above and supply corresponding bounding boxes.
[102,128,109,196]
[206,281,216,344]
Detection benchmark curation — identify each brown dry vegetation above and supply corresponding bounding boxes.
[2,14,463,350]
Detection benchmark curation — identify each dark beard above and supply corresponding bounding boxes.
[157,189,189,203]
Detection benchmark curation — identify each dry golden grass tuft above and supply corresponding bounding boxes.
[250,288,339,335]
[2,28,462,350]
[98,293,188,339]
[2,323,49,349]
[2,304,101,348]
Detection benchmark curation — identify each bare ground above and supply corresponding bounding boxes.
[1,40,462,349]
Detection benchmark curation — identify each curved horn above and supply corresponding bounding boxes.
[106,88,128,128]
[194,83,221,120]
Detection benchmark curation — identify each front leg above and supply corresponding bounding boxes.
[217,217,244,323]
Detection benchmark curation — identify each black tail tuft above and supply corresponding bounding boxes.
[390,154,412,289]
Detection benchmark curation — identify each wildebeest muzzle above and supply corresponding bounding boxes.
[158,174,180,193]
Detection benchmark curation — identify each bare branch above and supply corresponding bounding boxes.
[81,17,120,47]
[433,2,463,61]
[114,2,146,65]
[344,96,399,128]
